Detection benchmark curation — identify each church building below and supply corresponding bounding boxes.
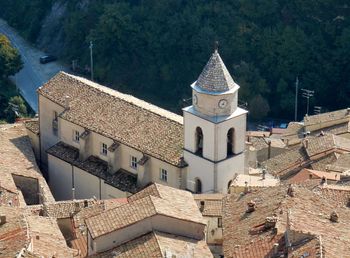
[35,48,247,200]
[184,48,247,193]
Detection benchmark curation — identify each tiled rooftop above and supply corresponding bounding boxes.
[86,183,205,239]
[47,141,138,193]
[310,152,338,171]
[223,184,350,258]
[311,122,350,136]
[262,145,309,177]
[262,134,350,178]
[303,108,350,126]
[0,207,73,257]
[303,134,350,157]
[327,153,350,172]
[26,215,73,257]
[0,207,28,257]
[46,141,79,164]
[90,231,212,258]
[0,123,54,205]
[24,119,39,135]
[43,199,97,219]
[38,72,185,167]
[193,50,239,93]
[193,194,224,217]
[288,169,340,184]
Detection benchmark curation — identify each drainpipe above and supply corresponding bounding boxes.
[99,179,102,200]
[71,164,75,199]
[38,93,42,169]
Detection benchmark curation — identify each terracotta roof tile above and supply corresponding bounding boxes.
[38,72,184,167]
[223,184,350,258]
[262,145,309,177]
[44,199,97,219]
[304,108,350,126]
[87,184,205,239]
[24,119,39,135]
[0,123,54,204]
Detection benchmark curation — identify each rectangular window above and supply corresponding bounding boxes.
[130,156,137,169]
[101,143,108,156]
[160,168,168,182]
[218,217,223,228]
[53,111,58,120]
[73,130,80,143]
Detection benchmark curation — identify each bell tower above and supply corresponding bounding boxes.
[183,47,247,194]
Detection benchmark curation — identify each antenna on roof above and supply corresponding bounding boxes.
[214,41,219,53]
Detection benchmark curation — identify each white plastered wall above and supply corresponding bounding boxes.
[74,167,101,199]
[184,151,214,193]
[89,215,205,255]
[48,155,73,201]
[184,109,246,193]
[39,95,64,167]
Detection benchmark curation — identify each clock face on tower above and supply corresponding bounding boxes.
[193,94,198,105]
[218,99,228,109]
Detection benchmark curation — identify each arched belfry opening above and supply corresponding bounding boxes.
[195,178,202,194]
[227,128,234,156]
[195,127,204,156]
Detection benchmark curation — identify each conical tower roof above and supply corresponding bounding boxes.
[192,50,239,93]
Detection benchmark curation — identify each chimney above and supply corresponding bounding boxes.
[0,215,6,225]
[304,139,309,149]
[262,169,266,180]
[287,184,295,197]
[265,216,278,230]
[246,200,256,213]
[65,95,71,110]
[74,202,80,213]
[273,243,279,255]
[330,211,339,223]
[199,201,205,212]
[320,176,327,186]
[244,181,249,194]
[267,140,271,159]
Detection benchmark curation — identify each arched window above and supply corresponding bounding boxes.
[195,178,202,194]
[227,128,234,156]
[195,127,204,156]
[227,180,232,193]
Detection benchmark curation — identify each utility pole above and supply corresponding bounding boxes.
[301,88,314,116]
[89,41,94,81]
[294,76,299,121]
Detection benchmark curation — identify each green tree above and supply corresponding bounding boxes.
[5,96,27,122]
[0,34,23,78]
[249,94,270,120]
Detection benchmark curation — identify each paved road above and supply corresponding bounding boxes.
[0,19,67,113]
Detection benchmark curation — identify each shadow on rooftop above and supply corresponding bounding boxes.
[9,135,38,169]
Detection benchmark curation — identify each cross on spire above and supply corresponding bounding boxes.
[214,41,219,53]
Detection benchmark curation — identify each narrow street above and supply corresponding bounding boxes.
[0,19,68,112]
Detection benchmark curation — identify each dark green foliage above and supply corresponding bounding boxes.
[0,34,23,78]
[2,0,350,120]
